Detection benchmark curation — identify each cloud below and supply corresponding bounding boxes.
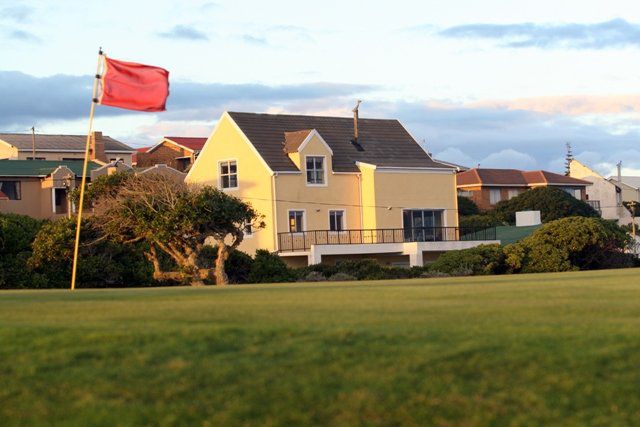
[0,70,375,128]
[0,5,33,23]
[471,94,640,116]
[8,29,40,42]
[439,19,640,49]
[480,149,538,169]
[240,34,268,45]
[158,25,209,41]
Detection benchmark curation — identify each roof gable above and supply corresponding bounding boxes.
[227,111,452,173]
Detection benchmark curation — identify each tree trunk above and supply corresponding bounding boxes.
[214,244,230,285]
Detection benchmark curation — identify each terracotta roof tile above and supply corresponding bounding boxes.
[457,168,591,187]
[164,137,207,152]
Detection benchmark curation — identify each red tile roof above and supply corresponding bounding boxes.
[457,168,591,187]
[132,146,150,164]
[164,137,208,152]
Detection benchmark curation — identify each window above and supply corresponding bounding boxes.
[288,210,304,233]
[0,181,21,200]
[305,156,325,185]
[329,210,344,231]
[489,189,502,205]
[26,157,45,160]
[458,190,473,198]
[402,209,444,241]
[562,187,581,199]
[219,160,238,189]
[507,189,520,200]
[61,158,83,161]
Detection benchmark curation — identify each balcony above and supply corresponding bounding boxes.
[586,200,602,215]
[278,227,497,252]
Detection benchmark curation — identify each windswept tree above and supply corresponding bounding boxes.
[86,173,264,285]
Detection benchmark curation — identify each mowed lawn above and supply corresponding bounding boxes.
[2,270,640,426]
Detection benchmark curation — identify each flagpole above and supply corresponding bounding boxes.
[70,48,103,291]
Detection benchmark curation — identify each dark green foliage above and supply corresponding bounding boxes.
[505,217,633,273]
[70,172,131,206]
[428,244,506,275]
[299,260,425,281]
[0,214,44,289]
[198,246,254,284]
[457,196,480,216]
[28,218,153,288]
[494,187,599,224]
[248,249,296,283]
[458,214,500,230]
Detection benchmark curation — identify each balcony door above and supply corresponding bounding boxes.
[403,209,444,241]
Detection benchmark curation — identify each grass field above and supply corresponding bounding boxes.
[2,270,640,426]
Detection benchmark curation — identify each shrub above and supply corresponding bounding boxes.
[28,218,153,288]
[428,244,506,275]
[199,245,254,284]
[328,272,357,282]
[302,271,327,282]
[248,250,295,283]
[0,213,44,289]
[458,214,501,230]
[505,217,633,273]
[494,187,598,224]
[457,196,480,216]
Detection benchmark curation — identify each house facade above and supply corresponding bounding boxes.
[0,132,135,165]
[457,168,591,211]
[569,159,631,224]
[134,137,207,172]
[186,111,497,267]
[0,160,101,219]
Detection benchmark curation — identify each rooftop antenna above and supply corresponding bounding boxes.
[30,126,36,160]
[564,142,573,176]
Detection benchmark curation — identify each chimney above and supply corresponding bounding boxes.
[617,161,622,183]
[90,131,107,162]
[352,100,362,144]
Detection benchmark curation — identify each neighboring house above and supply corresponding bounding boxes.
[457,168,591,211]
[135,136,207,172]
[608,176,640,205]
[186,111,498,267]
[0,160,101,219]
[0,132,136,165]
[569,159,631,223]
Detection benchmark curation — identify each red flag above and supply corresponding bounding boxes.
[98,56,169,112]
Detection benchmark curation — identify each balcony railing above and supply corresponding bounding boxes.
[278,227,497,252]
[586,200,602,215]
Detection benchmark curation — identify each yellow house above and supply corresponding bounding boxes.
[186,111,497,266]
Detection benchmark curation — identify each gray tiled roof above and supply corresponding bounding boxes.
[0,133,135,152]
[227,112,453,173]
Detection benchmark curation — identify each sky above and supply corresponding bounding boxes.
[1,0,640,176]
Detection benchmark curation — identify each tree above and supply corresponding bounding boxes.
[88,173,264,285]
[494,187,598,224]
[504,217,633,273]
[457,195,480,216]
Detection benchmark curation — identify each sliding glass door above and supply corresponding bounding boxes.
[403,209,444,241]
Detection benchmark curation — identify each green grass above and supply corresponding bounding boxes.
[2,270,640,426]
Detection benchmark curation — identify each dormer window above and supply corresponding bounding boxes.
[306,156,325,185]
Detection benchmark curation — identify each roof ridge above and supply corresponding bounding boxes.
[228,111,399,122]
